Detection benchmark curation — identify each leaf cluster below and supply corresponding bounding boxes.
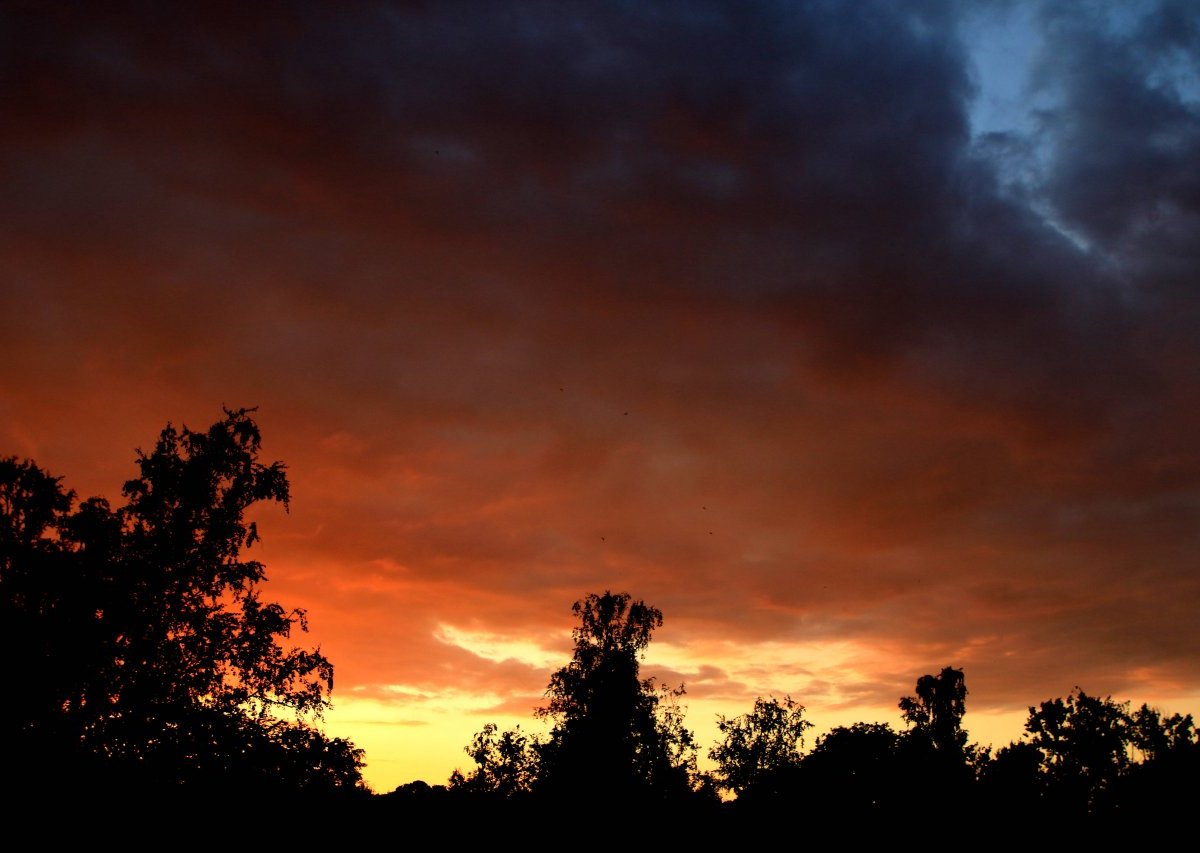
[0,408,362,794]
[709,695,812,796]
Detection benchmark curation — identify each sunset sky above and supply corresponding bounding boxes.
[3,1,1199,792]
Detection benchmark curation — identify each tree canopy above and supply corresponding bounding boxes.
[708,695,811,798]
[448,592,700,807]
[0,408,363,799]
[512,591,698,802]
[449,723,539,799]
[899,665,968,754]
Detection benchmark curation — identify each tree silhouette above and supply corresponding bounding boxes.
[0,456,92,759]
[709,695,811,798]
[978,740,1046,818]
[1025,688,1133,814]
[801,722,903,819]
[535,591,697,802]
[1129,704,1196,762]
[449,723,539,798]
[0,409,363,798]
[899,666,968,755]
[1118,703,1200,822]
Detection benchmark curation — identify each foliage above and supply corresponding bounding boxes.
[977,740,1046,813]
[709,695,811,797]
[449,723,539,798]
[102,411,335,740]
[802,722,902,816]
[654,681,700,789]
[1,456,93,756]
[1025,688,1131,810]
[0,408,363,795]
[899,666,968,754]
[976,691,1200,819]
[535,590,697,801]
[1129,704,1196,762]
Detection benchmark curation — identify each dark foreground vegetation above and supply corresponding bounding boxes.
[1,409,364,813]
[398,594,1198,840]
[3,410,1196,837]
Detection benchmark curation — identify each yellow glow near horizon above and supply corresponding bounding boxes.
[326,625,1200,795]
[325,690,552,792]
[321,632,1032,793]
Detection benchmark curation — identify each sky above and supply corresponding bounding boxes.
[3,1,1199,793]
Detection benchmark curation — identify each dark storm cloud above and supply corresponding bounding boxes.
[0,2,1108,364]
[1035,0,1200,248]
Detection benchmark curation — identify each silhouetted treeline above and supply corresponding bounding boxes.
[395,595,1198,838]
[4,413,1197,836]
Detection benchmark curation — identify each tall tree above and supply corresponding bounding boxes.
[899,666,968,754]
[0,409,363,798]
[535,591,697,802]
